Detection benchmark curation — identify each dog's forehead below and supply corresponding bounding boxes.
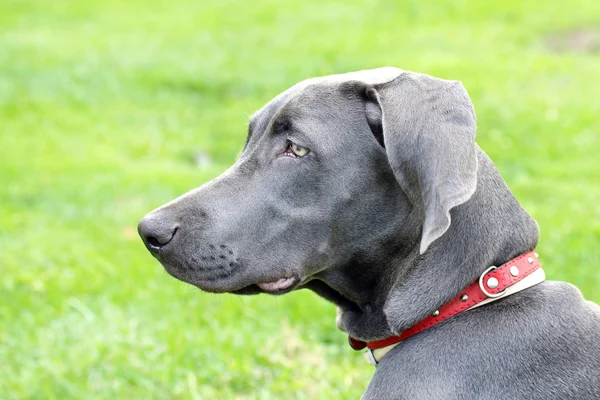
[249,67,404,134]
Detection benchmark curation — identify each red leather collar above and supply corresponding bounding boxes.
[349,251,541,351]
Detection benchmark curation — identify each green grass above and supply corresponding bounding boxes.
[1,0,599,398]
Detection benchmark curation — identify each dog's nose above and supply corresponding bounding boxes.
[138,213,178,252]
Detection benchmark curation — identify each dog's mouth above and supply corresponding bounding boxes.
[231,276,301,295]
[256,277,298,293]
[159,255,304,295]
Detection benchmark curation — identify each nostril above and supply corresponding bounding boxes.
[145,227,177,249]
[138,214,178,252]
[146,236,163,248]
[142,227,177,250]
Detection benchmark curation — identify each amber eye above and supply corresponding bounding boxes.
[286,142,310,157]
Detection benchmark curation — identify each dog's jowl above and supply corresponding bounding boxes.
[139,67,600,399]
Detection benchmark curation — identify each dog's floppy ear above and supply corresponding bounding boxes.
[367,72,478,254]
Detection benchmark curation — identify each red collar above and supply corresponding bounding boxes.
[349,251,541,352]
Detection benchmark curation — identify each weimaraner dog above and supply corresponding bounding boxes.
[139,67,600,399]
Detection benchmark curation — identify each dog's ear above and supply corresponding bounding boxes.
[367,72,478,254]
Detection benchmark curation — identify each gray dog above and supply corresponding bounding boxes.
[139,67,600,399]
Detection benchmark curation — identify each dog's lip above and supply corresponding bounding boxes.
[159,259,303,295]
[257,277,296,292]
[255,276,300,294]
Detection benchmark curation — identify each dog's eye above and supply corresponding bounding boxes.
[285,142,310,157]
[291,143,309,157]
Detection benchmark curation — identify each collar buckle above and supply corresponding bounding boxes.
[478,265,507,298]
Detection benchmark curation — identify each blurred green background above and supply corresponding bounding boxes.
[1,0,599,398]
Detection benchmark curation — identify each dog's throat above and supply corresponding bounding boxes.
[303,280,360,310]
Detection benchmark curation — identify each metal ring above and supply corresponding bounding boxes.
[478,266,507,298]
[366,348,378,366]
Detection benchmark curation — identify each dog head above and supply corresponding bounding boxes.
[138,67,478,298]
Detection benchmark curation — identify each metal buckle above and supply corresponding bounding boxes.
[478,266,507,298]
[366,348,378,366]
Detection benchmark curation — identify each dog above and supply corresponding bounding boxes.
[138,67,600,399]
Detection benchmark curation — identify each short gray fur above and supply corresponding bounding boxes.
[138,67,600,399]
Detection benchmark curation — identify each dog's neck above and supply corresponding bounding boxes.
[309,147,540,338]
